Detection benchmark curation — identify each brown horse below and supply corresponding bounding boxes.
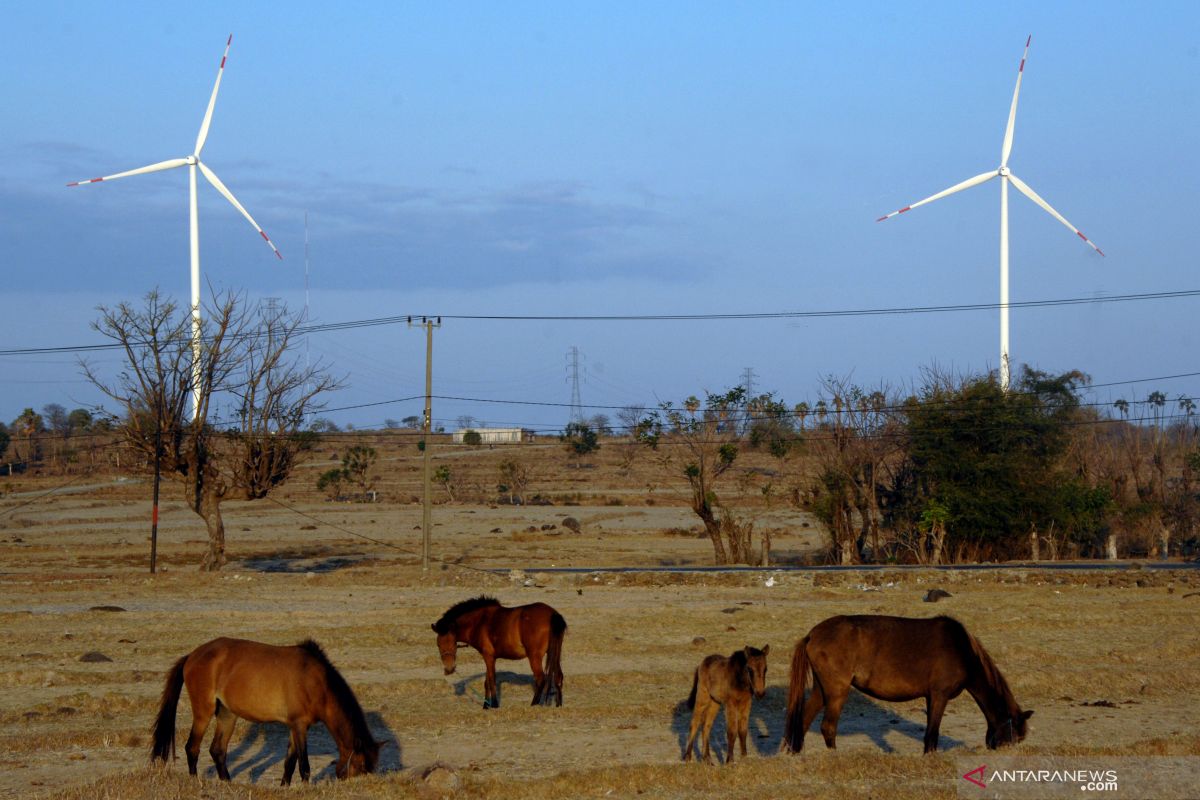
[151,637,380,784]
[784,615,1032,754]
[683,645,770,764]
[432,596,566,708]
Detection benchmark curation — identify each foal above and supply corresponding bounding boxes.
[682,645,770,764]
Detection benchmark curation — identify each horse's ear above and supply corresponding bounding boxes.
[762,644,770,656]
[743,646,752,657]
[1021,709,1034,720]
[431,624,437,633]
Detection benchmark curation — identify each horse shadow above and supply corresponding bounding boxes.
[450,670,535,706]
[670,685,964,762]
[219,711,401,783]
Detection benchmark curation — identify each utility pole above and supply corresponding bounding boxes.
[150,409,161,574]
[410,316,441,573]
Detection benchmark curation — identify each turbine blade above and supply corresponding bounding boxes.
[876,171,997,222]
[1008,172,1105,256]
[1001,35,1031,167]
[66,157,189,186]
[197,160,282,259]
[195,35,233,156]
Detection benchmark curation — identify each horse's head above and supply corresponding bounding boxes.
[986,709,1033,749]
[337,737,381,779]
[432,624,458,675]
[743,644,770,699]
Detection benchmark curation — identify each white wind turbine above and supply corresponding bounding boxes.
[876,36,1103,390]
[69,35,281,420]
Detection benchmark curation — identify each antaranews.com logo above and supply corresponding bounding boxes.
[956,756,1199,799]
[962,764,1118,792]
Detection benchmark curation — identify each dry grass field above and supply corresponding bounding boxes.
[2,437,1198,799]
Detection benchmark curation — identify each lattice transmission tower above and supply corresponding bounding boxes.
[566,346,585,425]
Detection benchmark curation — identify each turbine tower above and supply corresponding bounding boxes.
[68,35,282,420]
[876,36,1104,390]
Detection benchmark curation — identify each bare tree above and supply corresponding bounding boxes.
[84,290,340,570]
[639,388,763,565]
[803,377,902,564]
[497,458,530,505]
[616,405,646,435]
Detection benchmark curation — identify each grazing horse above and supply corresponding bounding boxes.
[151,637,380,784]
[784,615,1032,754]
[683,645,770,764]
[432,596,566,708]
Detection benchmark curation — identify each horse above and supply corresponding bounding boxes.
[682,645,770,764]
[150,637,380,784]
[783,615,1032,754]
[432,595,566,708]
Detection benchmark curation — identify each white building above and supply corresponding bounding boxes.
[451,427,535,444]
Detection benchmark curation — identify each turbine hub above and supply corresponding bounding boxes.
[186,155,198,166]
[998,165,1010,177]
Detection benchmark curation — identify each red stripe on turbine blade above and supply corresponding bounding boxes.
[275,250,283,260]
[90,177,104,183]
[1097,248,1106,257]
[899,206,911,213]
[876,215,889,222]
[1077,231,1087,242]
[1026,35,1031,47]
[1019,58,1025,72]
[66,182,79,187]
[220,56,226,68]
[227,35,232,45]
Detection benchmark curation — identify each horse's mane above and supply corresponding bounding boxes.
[941,618,1019,713]
[298,640,377,751]
[433,595,501,634]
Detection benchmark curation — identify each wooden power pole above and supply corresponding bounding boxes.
[410,316,441,573]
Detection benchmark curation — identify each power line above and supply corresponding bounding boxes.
[4,287,1200,357]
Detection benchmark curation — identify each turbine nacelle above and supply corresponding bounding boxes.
[998,165,1011,178]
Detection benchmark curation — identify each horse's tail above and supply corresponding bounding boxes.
[545,611,567,705]
[783,636,810,753]
[686,666,699,710]
[151,655,187,763]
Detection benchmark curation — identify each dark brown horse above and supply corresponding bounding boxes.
[432,596,566,708]
[151,638,380,784]
[683,645,770,764]
[784,615,1031,754]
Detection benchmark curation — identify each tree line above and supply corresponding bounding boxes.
[5,290,1196,569]
[636,369,1199,565]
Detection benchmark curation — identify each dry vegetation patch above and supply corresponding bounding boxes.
[2,455,1198,798]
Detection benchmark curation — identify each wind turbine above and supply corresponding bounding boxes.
[68,35,281,420]
[876,36,1103,390]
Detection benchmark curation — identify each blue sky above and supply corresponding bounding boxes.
[3,2,1198,430]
